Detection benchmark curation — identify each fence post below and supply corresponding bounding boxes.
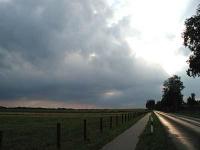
[122,114,124,124]
[0,131,2,149]
[100,117,103,133]
[57,123,61,149]
[125,114,126,123]
[150,116,154,134]
[83,119,87,141]
[116,116,118,126]
[110,116,112,129]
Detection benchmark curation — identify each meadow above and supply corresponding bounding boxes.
[0,108,147,150]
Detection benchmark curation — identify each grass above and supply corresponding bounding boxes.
[0,110,147,150]
[176,111,200,119]
[135,112,177,150]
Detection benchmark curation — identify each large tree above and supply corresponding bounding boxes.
[187,93,197,107]
[146,99,155,110]
[161,75,184,111]
[183,4,200,77]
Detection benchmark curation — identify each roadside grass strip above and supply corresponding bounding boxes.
[135,112,177,150]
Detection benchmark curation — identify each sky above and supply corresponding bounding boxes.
[0,0,200,108]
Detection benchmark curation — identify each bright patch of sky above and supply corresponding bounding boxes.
[107,0,191,75]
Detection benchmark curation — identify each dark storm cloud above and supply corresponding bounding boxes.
[0,0,167,108]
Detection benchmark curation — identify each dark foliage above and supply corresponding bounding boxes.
[183,4,200,77]
[187,93,198,107]
[155,75,184,112]
[155,101,162,110]
[146,99,155,110]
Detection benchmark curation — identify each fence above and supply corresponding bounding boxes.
[0,111,147,150]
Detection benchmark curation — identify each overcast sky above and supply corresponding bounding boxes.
[0,0,200,108]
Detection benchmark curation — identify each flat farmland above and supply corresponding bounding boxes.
[0,109,147,150]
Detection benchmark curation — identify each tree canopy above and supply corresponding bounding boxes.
[183,4,200,77]
[161,75,184,111]
[187,93,198,107]
[146,99,155,110]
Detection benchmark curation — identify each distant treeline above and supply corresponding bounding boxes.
[0,106,146,113]
[155,95,200,112]
[146,75,200,112]
[146,98,200,112]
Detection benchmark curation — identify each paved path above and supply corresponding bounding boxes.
[155,111,200,150]
[101,113,150,150]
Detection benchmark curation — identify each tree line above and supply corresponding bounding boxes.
[146,75,200,112]
[146,4,200,112]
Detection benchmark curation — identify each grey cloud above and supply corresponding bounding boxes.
[182,0,200,20]
[177,46,190,57]
[0,0,168,108]
[178,69,200,101]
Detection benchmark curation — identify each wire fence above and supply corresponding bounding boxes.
[0,111,148,150]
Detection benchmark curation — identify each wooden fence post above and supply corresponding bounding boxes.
[116,116,118,126]
[57,123,61,149]
[0,131,2,149]
[122,114,124,124]
[150,116,154,134]
[125,114,126,123]
[83,119,87,141]
[100,117,103,133]
[110,116,112,129]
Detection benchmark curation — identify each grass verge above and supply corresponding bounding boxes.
[176,111,200,119]
[135,112,177,150]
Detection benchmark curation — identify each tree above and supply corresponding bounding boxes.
[187,93,197,107]
[183,4,200,77]
[155,101,162,110]
[146,100,155,110]
[161,75,184,111]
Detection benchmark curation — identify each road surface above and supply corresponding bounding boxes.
[155,111,200,150]
[101,113,150,150]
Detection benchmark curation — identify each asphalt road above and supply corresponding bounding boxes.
[155,111,200,150]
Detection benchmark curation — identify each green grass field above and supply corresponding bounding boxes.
[0,109,147,150]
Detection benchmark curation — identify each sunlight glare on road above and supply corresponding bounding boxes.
[155,112,197,150]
